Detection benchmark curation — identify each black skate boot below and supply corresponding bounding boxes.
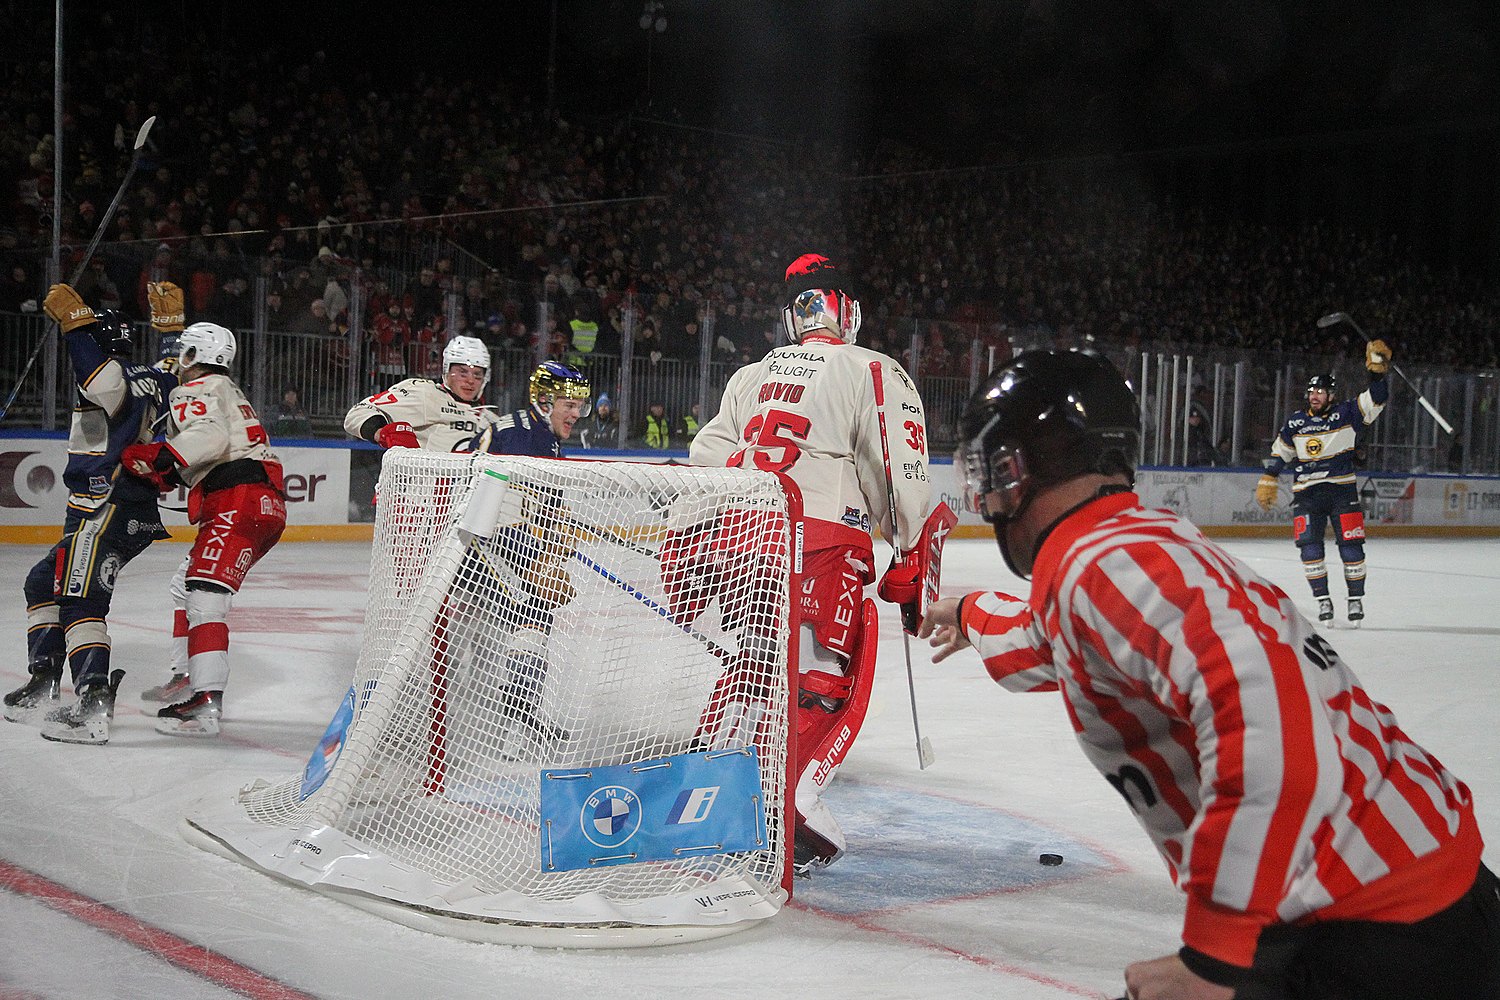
[155,689,222,737]
[141,672,192,703]
[1347,598,1364,628]
[40,669,124,746]
[3,654,64,725]
[1317,597,1334,624]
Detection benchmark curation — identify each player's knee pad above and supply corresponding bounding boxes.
[1339,550,1366,580]
[62,616,109,656]
[795,598,878,801]
[185,585,232,627]
[1299,548,1327,581]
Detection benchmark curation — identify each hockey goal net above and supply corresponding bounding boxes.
[185,451,798,946]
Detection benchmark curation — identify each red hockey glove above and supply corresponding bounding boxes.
[877,554,922,607]
[374,421,420,450]
[121,442,179,493]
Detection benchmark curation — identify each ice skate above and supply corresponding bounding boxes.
[141,672,192,703]
[1317,597,1334,624]
[3,656,63,725]
[40,670,124,746]
[1347,598,1363,628]
[791,827,843,879]
[155,689,222,737]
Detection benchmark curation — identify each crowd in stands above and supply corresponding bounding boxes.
[6,8,1500,448]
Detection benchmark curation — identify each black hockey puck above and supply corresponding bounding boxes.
[1038,853,1064,866]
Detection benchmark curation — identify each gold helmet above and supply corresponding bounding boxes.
[529,361,592,416]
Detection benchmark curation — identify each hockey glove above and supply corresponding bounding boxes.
[147,281,186,332]
[877,553,922,607]
[374,421,420,450]
[121,442,180,493]
[1365,338,1392,375]
[1255,474,1279,511]
[43,284,95,333]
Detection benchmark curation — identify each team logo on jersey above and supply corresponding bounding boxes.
[840,505,868,530]
[581,785,643,849]
[1306,438,1324,457]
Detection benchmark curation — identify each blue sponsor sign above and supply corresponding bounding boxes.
[539,748,766,871]
[300,684,358,801]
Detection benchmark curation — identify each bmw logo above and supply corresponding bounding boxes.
[580,785,642,849]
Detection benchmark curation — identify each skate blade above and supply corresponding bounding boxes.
[154,717,220,737]
[40,721,110,745]
[3,700,59,725]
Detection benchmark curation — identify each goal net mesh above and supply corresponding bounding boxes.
[186,452,794,940]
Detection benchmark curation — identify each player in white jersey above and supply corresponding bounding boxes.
[343,335,499,453]
[123,322,287,736]
[688,253,930,873]
[922,350,1497,1000]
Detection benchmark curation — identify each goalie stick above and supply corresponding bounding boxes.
[0,116,157,426]
[1315,311,1454,435]
[568,548,734,663]
[870,360,936,770]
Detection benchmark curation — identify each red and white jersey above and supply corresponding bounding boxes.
[344,377,498,453]
[691,334,930,554]
[960,491,1482,968]
[164,372,279,488]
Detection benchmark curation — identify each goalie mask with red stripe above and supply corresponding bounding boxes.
[781,253,862,345]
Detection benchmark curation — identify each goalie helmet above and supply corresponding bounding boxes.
[442,335,491,395]
[956,350,1138,575]
[529,361,592,417]
[781,252,861,345]
[177,321,236,370]
[91,309,133,356]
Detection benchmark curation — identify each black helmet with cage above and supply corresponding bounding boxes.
[955,350,1140,575]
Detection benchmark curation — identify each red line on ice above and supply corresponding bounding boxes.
[0,859,318,1000]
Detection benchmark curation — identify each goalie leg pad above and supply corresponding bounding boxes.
[793,597,878,867]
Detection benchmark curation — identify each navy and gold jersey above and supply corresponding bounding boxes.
[470,407,563,458]
[1267,376,1389,492]
[62,327,178,515]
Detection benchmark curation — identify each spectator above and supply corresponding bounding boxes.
[642,400,670,449]
[269,387,313,438]
[371,300,411,382]
[0,265,39,313]
[578,392,618,449]
[675,401,702,444]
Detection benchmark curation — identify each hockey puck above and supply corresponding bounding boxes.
[1038,853,1064,866]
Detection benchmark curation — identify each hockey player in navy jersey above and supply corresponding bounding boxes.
[3,283,180,744]
[469,361,591,458]
[1256,338,1391,626]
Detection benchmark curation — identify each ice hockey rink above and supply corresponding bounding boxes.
[0,533,1495,1000]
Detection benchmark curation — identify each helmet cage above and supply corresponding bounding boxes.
[781,287,861,345]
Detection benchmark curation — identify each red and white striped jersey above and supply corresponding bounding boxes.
[960,491,1482,968]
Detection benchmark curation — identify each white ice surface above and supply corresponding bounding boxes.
[0,535,1495,1000]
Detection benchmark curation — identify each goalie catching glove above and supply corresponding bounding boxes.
[1366,338,1392,375]
[374,421,420,450]
[43,284,95,333]
[1255,473,1279,511]
[147,281,185,332]
[121,441,181,493]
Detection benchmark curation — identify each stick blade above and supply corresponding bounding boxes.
[133,116,157,150]
[1315,312,1344,329]
[917,736,936,770]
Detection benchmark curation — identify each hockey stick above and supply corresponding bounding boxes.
[556,511,660,558]
[1315,311,1454,434]
[0,116,157,426]
[569,548,734,663]
[870,361,936,770]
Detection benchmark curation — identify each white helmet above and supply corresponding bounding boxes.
[177,321,237,370]
[442,335,491,393]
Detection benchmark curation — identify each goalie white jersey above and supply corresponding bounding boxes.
[691,333,930,552]
[345,378,499,454]
[164,372,279,488]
